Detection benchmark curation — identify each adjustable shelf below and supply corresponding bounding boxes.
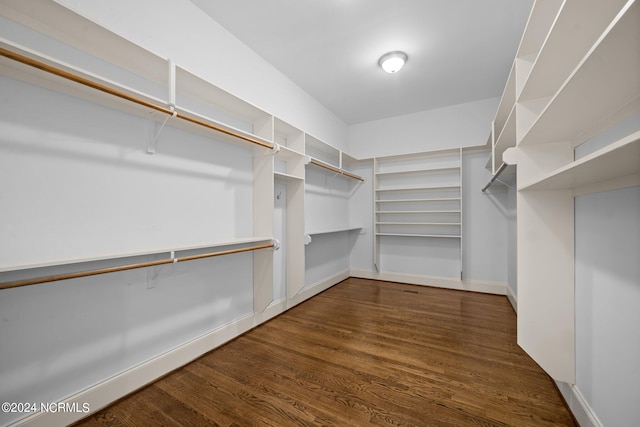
[376,233,461,239]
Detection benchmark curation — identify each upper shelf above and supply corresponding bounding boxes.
[307,157,365,182]
[520,129,640,192]
[518,0,629,103]
[0,236,275,274]
[518,1,640,147]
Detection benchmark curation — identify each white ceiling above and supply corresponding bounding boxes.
[190,0,533,125]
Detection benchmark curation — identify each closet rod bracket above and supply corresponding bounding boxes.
[147,105,177,154]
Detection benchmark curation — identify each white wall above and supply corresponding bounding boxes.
[462,150,508,283]
[348,97,498,158]
[573,185,640,427]
[0,76,255,427]
[53,0,349,151]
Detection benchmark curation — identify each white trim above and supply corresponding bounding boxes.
[9,272,349,427]
[290,270,350,305]
[349,269,507,295]
[506,284,518,312]
[555,381,604,427]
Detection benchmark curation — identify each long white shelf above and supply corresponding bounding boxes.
[0,38,168,122]
[520,129,640,192]
[0,237,275,273]
[375,198,460,203]
[375,185,460,192]
[376,210,461,214]
[375,166,460,176]
[519,1,640,146]
[305,226,363,236]
[377,222,460,226]
[376,233,461,239]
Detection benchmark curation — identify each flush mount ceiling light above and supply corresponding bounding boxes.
[378,51,408,73]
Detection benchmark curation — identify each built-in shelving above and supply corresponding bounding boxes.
[373,149,463,272]
[487,0,640,384]
[519,1,640,147]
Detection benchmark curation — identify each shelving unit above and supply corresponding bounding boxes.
[488,0,640,384]
[373,149,462,274]
[272,120,306,299]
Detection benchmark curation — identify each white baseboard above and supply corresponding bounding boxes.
[555,381,603,427]
[506,285,517,312]
[350,269,507,295]
[10,272,349,427]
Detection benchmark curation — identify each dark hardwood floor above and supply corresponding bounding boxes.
[75,278,576,426]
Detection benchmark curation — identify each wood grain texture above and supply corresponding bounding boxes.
[75,278,576,426]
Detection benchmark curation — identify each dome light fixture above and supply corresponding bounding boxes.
[378,51,408,73]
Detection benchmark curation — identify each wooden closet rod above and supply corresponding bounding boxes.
[0,242,275,290]
[309,158,365,182]
[0,47,274,150]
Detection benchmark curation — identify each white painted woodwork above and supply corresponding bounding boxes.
[488,0,640,384]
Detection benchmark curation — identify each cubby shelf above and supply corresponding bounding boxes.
[520,129,640,192]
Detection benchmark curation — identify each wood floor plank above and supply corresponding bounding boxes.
[75,278,576,426]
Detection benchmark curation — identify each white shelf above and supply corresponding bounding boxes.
[274,171,304,182]
[171,105,273,149]
[376,185,460,192]
[0,237,275,273]
[520,129,640,192]
[376,233,461,239]
[274,145,305,162]
[519,1,640,146]
[376,222,461,226]
[2,0,168,96]
[0,38,169,123]
[375,198,460,203]
[376,210,461,214]
[274,118,305,152]
[307,157,364,182]
[375,166,460,176]
[519,0,629,103]
[305,226,363,236]
[494,62,516,137]
[175,65,271,134]
[494,104,516,169]
[305,134,340,167]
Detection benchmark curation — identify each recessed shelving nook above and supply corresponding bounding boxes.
[486,0,640,384]
[374,149,463,275]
